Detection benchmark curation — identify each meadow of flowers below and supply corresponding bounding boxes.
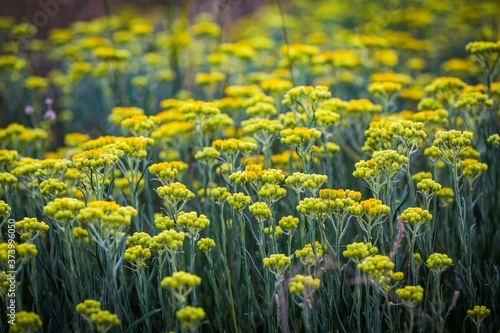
[0,0,500,332]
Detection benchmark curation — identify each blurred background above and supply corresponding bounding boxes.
[0,0,265,38]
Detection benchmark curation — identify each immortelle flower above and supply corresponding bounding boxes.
[161,271,202,304]
[176,306,206,331]
[278,215,299,235]
[44,198,85,227]
[197,238,216,253]
[9,311,42,333]
[177,211,210,237]
[263,253,291,278]
[148,161,188,186]
[396,285,424,307]
[289,274,321,304]
[226,192,252,212]
[467,305,491,326]
[295,242,324,267]
[401,207,432,233]
[14,217,49,241]
[343,242,378,263]
[357,255,395,291]
[124,245,151,269]
[426,253,453,274]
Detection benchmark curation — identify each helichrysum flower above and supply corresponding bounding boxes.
[280,127,322,146]
[39,178,67,198]
[245,103,277,119]
[436,187,454,206]
[357,255,395,290]
[467,305,491,325]
[249,202,272,222]
[77,201,137,231]
[109,107,144,126]
[417,178,442,195]
[72,148,123,171]
[161,271,202,303]
[487,133,500,148]
[212,138,257,155]
[285,172,327,195]
[73,227,90,244]
[0,200,12,218]
[345,99,382,117]
[263,253,291,277]
[261,168,285,184]
[424,77,467,105]
[195,147,221,162]
[343,242,378,262]
[426,253,453,274]
[295,242,324,266]
[362,121,395,153]
[16,243,38,260]
[390,120,427,153]
[289,274,321,303]
[150,229,184,255]
[14,217,49,241]
[211,187,230,205]
[411,172,432,183]
[9,311,42,333]
[157,182,195,205]
[368,81,402,96]
[258,184,287,204]
[126,232,152,248]
[154,215,175,231]
[260,78,292,94]
[149,161,188,186]
[296,198,327,219]
[226,192,252,211]
[264,225,283,238]
[401,207,432,232]
[176,306,206,331]
[90,310,121,333]
[177,211,210,235]
[460,159,488,185]
[396,285,424,307]
[124,245,151,268]
[0,149,18,171]
[278,215,299,234]
[44,198,85,227]
[197,238,216,253]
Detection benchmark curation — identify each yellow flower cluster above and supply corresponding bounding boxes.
[197,238,216,253]
[39,178,67,198]
[156,182,195,205]
[241,118,282,135]
[16,243,38,260]
[124,245,151,268]
[177,211,210,235]
[0,200,11,218]
[121,115,161,137]
[368,81,402,96]
[417,178,442,193]
[353,150,408,181]
[263,254,291,277]
[390,120,427,152]
[0,149,18,170]
[296,198,327,218]
[263,225,283,238]
[426,253,453,273]
[285,172,327,195]
[73,226,90,244]
[43,198,85,226]
[211,187,230,205]
[9,311,42,333]
[125,232,151,249]
[109,107,144,125]
[362,121,395,153]
[280,127,322,146]
[460,159,488,184]
[226,192,252,211]
[72,148,123,171]
[396,285,424,307]
[467,305,491,323]
[289,274,321,302]
[432,130,474,163]
[245,102,277,118]
[295,242,324,266]
[345,99,382,116]
[466,41,500,56]
[401,207,432,231]
[176,306,206,331]
[357,255,395,290]
[249,202,271,222]
[77,201,137,231]
[278,215,299,233]
[343,242,378,262]
[212,138,257,154]
[411,171,432,183]
[64,133,90,148]
[150,229,184,254]
[436,187,454,206]
[258,184,287,204]
[161,271,202,303]
[114,137,154,160]
[149,161,188,186]
[14,217,49,241]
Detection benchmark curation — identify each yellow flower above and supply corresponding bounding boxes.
[9,311,42,333]
[426,253,453,273]
[396,285,424,307]
[289,274,321,303]
[343,242,378,262]
[176,306,206,331]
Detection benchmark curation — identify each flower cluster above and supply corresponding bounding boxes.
[357,255,395,291]
[263,254,291,277]
[161,271,202,304]
[343,242,378,262]
[396,285,424,307]
[289,274,321,303]
[426,253,453,274]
